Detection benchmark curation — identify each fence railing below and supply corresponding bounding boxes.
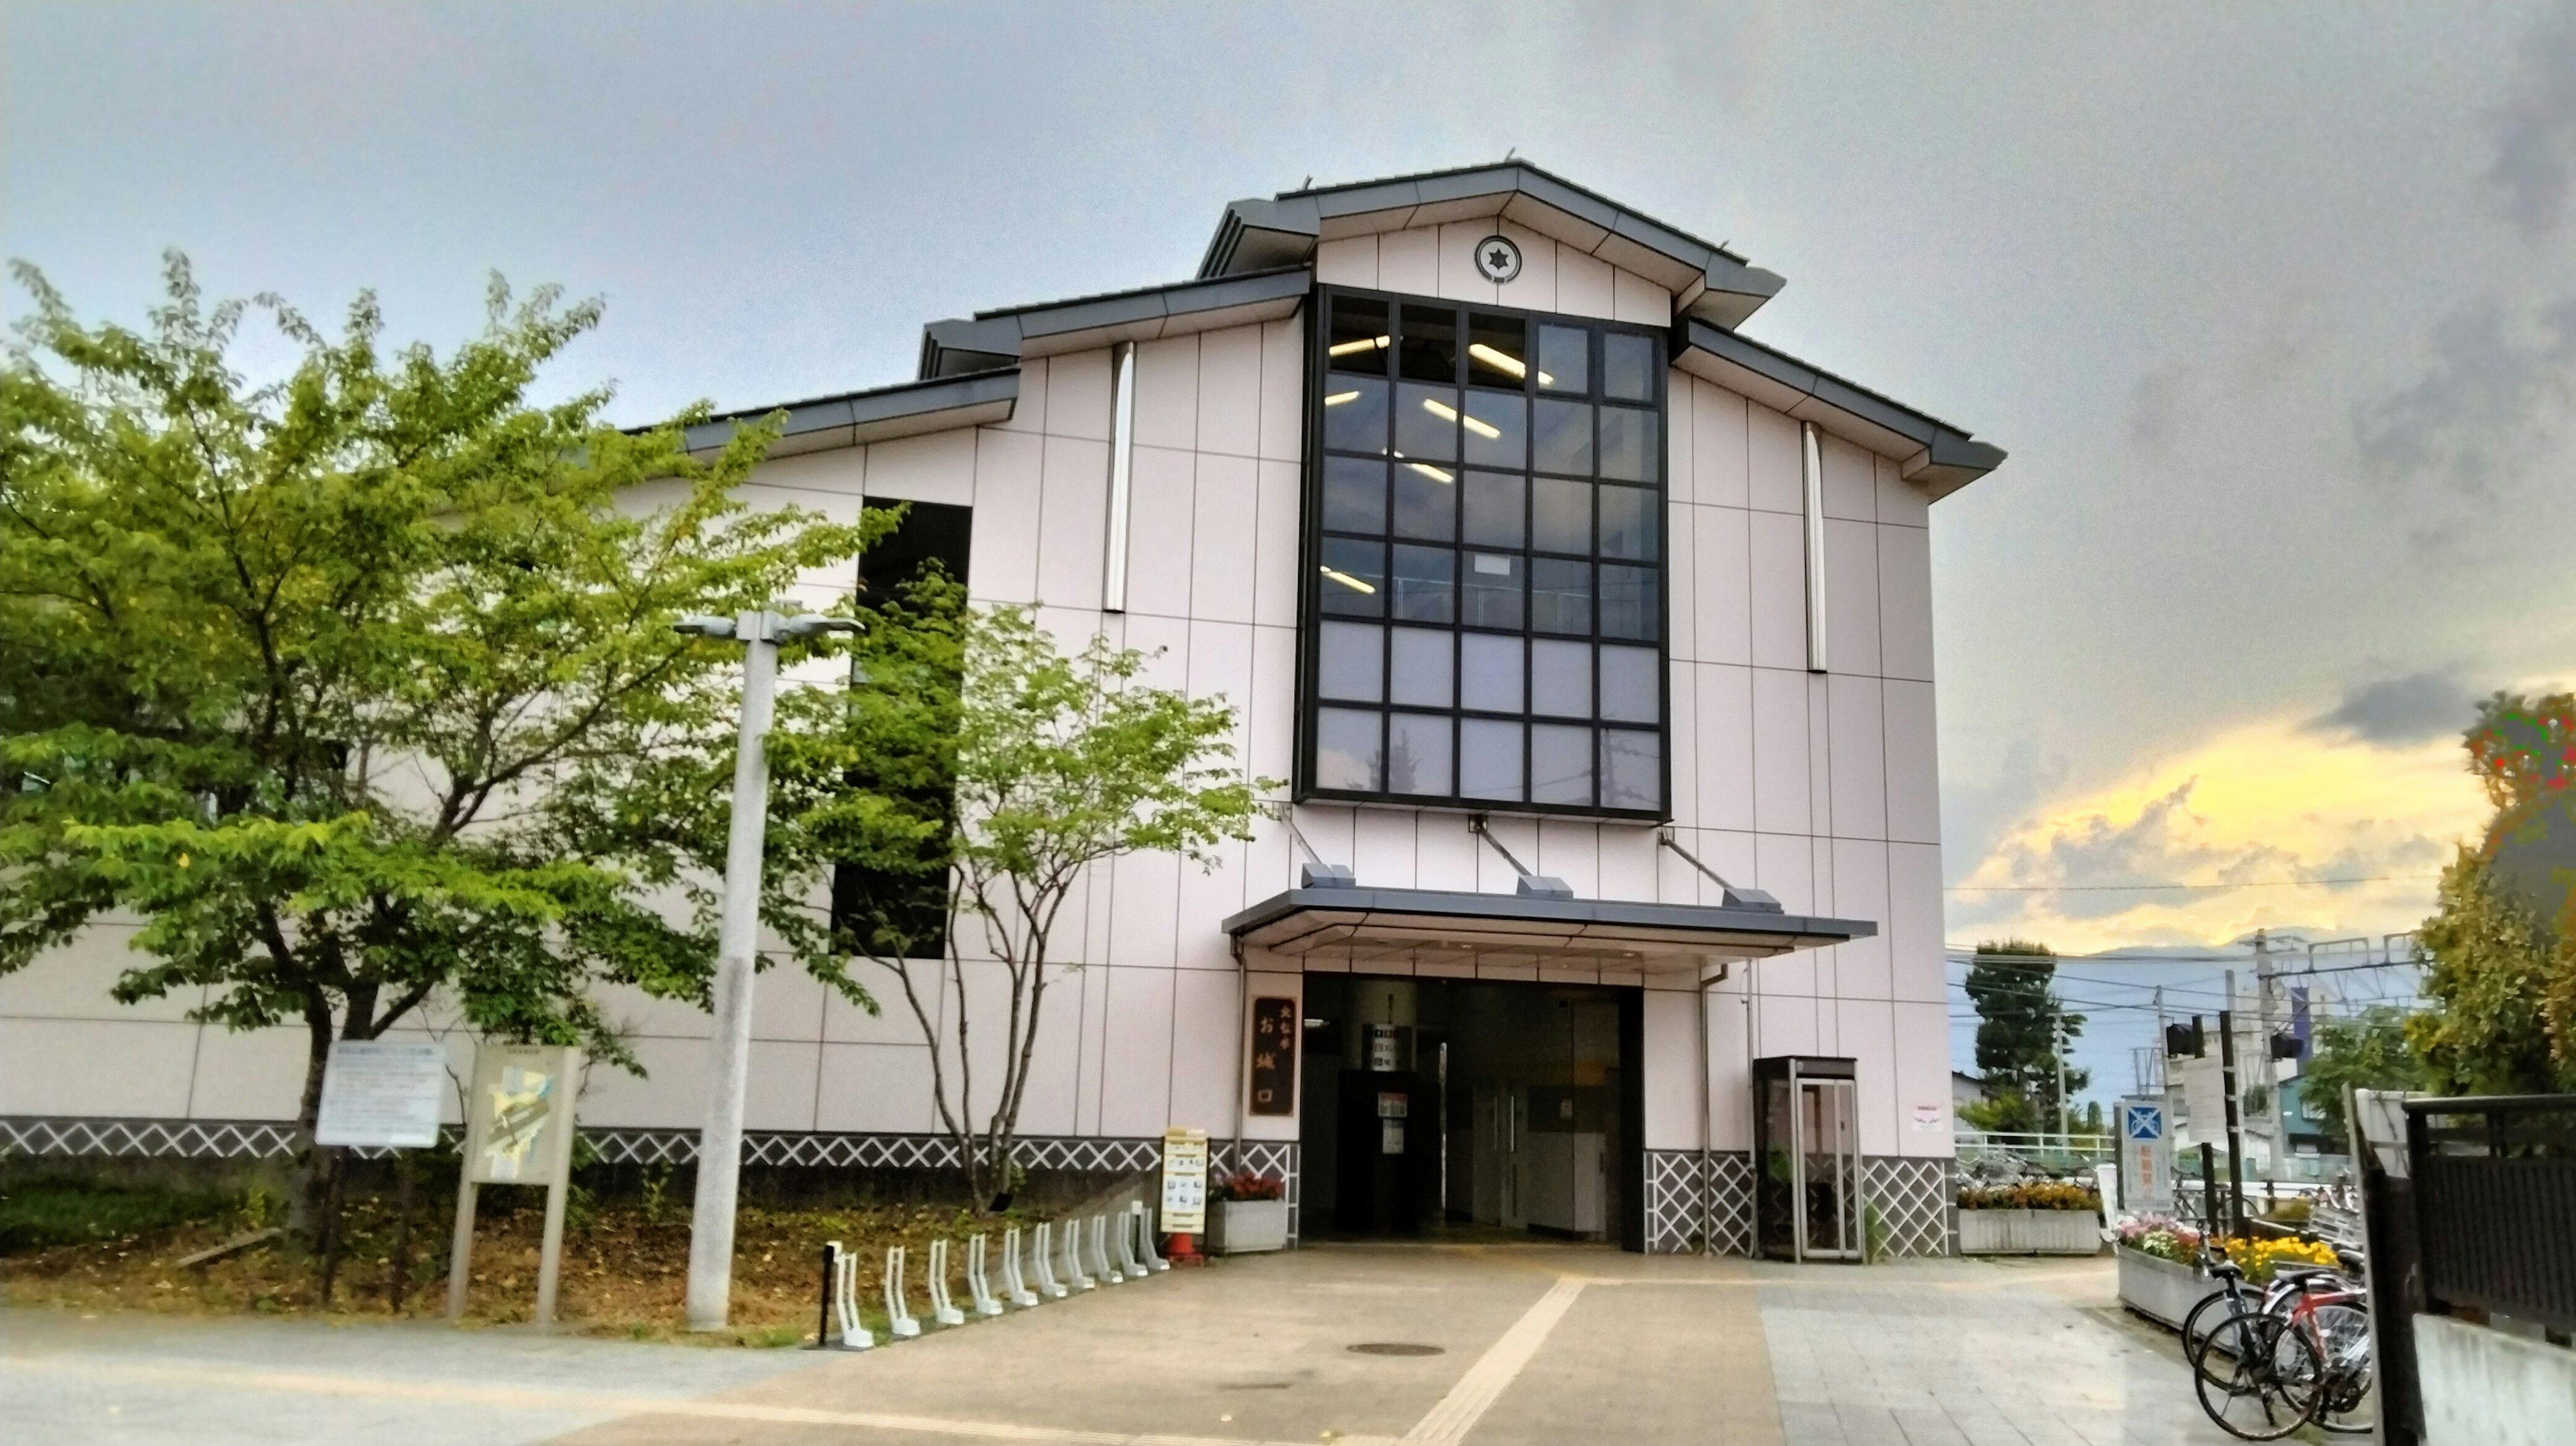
[2404,1094,2576,1334]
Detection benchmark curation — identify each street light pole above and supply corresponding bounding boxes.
[677,610,855,1332]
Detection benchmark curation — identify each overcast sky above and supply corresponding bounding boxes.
[10,1,2573,966]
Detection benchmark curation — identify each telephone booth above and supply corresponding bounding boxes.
[1752,1055,1862,1262]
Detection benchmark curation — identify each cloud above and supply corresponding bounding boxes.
[2353,295,2576,499]
[2488,3,2576,238]
[1951,716,2493,950]
[2306,669,2477,747]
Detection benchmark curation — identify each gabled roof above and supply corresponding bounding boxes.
[1197,160,1786,331]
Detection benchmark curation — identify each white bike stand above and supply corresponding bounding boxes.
[1112,1208,1143,1279]
[1131,1202,1170,1273]
[825,1241,875,1349]
[1091,1213,1122,1283]
[884,1245,922,1339]
[967,1234,1005,1317]
[1002,1225,1040,1308]
[926,1238,967,1327]
[1034,1221,1069,1298]
[1063,1216,1097,1291]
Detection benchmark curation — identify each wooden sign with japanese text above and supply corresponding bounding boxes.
[1248,996,1298,1116]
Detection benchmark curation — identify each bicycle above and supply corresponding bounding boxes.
[2190,1249,2373,1439]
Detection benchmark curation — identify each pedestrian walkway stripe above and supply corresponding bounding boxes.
[1395,1275,1587,1446]
[3,1355,1398,1446]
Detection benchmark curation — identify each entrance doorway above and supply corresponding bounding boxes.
[1301,975,1643,1249]
[1752,1055,1862,1262]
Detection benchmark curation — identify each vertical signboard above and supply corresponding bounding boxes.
[1248,996,1297,1116]
[2119,1097,2171,1211]
[1160,1127,1210,1235]
[448,1043,583,1325]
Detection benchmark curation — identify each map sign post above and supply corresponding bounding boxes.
[1159,1127,1210,1264]
[2118,1097,2172,1213]
[447,1043,582,1325]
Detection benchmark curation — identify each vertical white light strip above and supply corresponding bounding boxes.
[1102,341,1138,613]
[1801,421,1828,673]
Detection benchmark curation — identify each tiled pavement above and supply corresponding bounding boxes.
[6,1248,2245,1445]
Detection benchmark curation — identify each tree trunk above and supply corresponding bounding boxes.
[287,1005,339,1236]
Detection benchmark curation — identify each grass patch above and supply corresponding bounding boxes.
[1,1177,239,1255]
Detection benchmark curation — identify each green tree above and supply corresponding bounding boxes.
[2302,1005,2424,1143]
[2410,690,2576,1094]
[1962,938,2088,1129]
[0,256,888,1227]
[771,605,1268,1208]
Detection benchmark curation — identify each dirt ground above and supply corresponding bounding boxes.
[2,1186,1034,1347]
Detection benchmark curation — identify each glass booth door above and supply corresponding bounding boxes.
[1753,1056,1862,1262]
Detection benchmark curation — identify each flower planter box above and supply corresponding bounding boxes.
[1206,1199,1289,1255]
[2116,1245,2219,1329]
[1955,1207,2102,1256]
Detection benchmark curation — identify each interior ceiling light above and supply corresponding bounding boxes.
[1419,396,1502,440]
[1406,462,1456,484]
[1319,565,1378,594]
[1329,335,1393,357]
[1324,390,1360,407]
[1467,343,1551,386]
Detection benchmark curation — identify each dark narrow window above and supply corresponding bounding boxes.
[1300,287,1668,818]
[832,500,971,960]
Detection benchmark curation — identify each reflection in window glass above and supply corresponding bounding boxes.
[1531,724,1593,805]
[1390,628,1454,708]
[1532,478,1591,555]
[1395,384,1461,463]
[1391,545,1456,624]
[1388,712,1453,796]
[1537,324,1588,394]
[1323,456,1387,534]
[1318,622,1384,702]
[1316,708,1383,791]
[1467,313,1529,387]
[1329,296,1391,376]
[1460,633,1523,713]
[1461,551,1523,629]
[1399,304,1458,383]
[1531,639,1591,718]
[1530,557,1592,634]
[1322,376,1389,453]
[1534,398,1593,475]
[1599,406,1658,483]
[1603,332,1656,401]
[1460,718,1525,800]
[1601,730,1661,810]
[1597,484,1656,560]
[1599,563,1657,639]
[1320,537,1385,617]
[1393,463,1456,540]
[1461,391,1525,470]
[1461,471,1525,548]
[1599,645,1659,722]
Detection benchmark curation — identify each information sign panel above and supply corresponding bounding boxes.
[2118,1097,2172,1211]
[1160,1127,1209,1235]
[1247,996,1298,1116]
[461,1044,579,1186]
[315,1040,449,1149]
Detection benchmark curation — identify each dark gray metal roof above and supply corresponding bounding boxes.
[682,368,1020,459]
[1672,319,2008,498]
[1223,885,1874,974]
[1197,160,1788,331]
[918,266,1311,378]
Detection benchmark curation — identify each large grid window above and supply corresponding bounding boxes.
[1299,286,1668,818]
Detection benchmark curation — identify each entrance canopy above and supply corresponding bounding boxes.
[1224,884,1874,976]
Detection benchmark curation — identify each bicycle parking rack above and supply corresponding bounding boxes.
[815,1241,875,1349]
[1063,1215,1097,1291]
[967,1233,1005,1317]
[1032,1221,1067,1298]
[884,1245,922,1339]
[926,1238,967,1327]
[1090,1213,1122,1283]
[1002,1225,1041,1308]
[1132,1202,1169,1273]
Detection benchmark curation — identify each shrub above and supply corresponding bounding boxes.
[1210,1171,1285,1203]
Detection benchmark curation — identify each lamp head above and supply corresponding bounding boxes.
[674,614,737,639]
[776,615,862,641]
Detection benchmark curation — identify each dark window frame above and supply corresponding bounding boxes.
[1296,284,1671,821]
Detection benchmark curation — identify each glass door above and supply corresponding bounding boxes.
[1796,1077,1861,1261]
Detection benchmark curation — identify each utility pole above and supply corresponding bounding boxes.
[2218,975,2245,1239]
[676,610,857,1332]
[2254,929,2282,1195]
[2054,1001,2070,1150]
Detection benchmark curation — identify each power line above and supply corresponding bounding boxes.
[1945,874,2436,893]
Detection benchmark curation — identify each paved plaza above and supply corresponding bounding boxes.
[4,1247,2245,1445]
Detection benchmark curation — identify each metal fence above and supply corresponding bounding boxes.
[2404,1095,2576,1333]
